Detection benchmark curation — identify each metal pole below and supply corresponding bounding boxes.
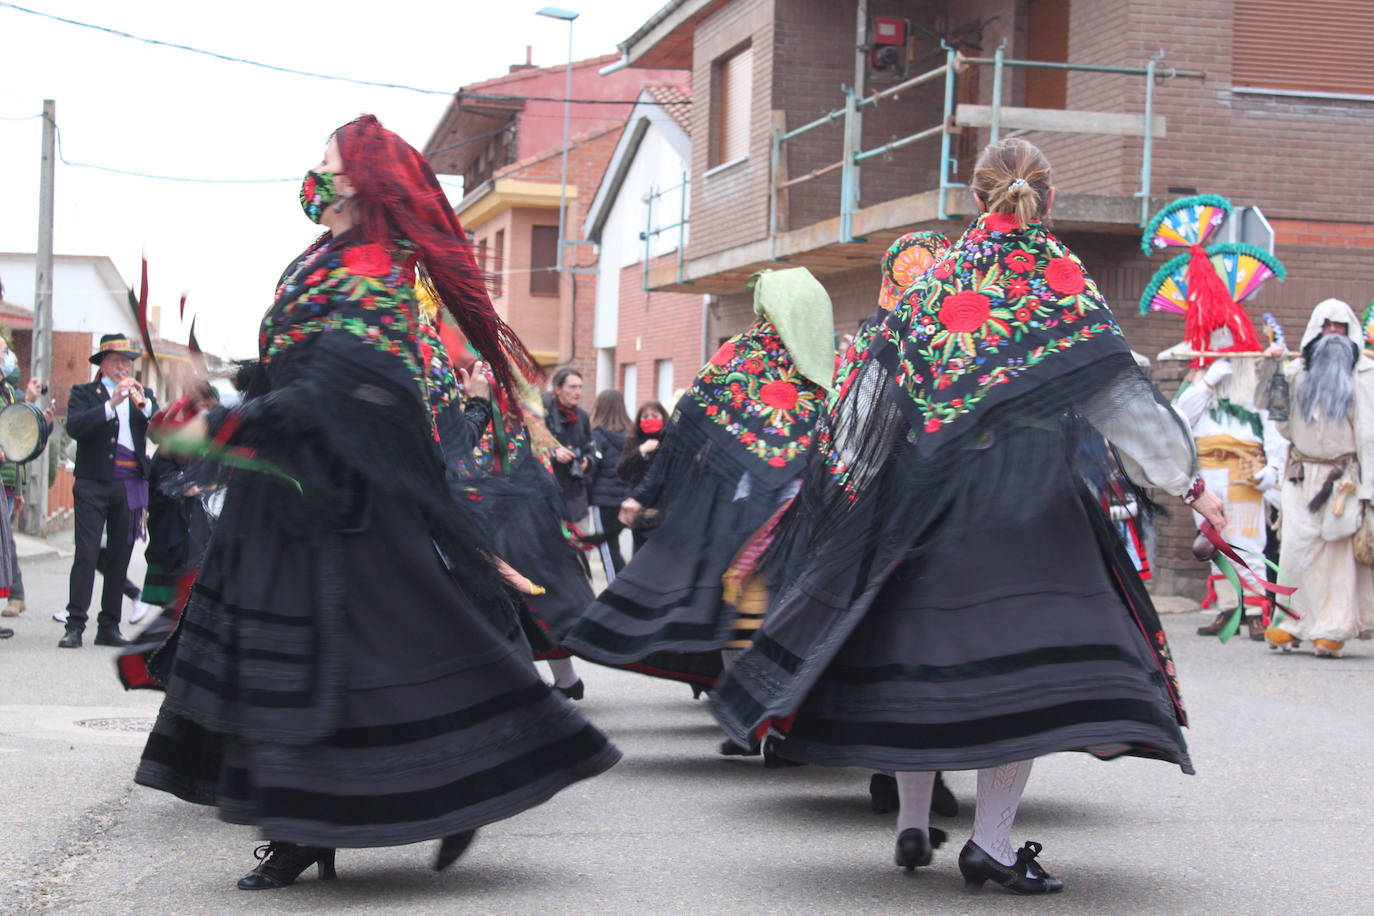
[556,20,573,271]
[24,99,55,535]
[769,129,780,259]
[1139,51,1162,226]
[852,0,867,211]
[840,85,858,243]
[938,44,958,220]
[990,39,1006,145]
[677,171,688,284]
[641,187,654,293]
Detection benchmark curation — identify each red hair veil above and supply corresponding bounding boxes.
[333,114,538,397]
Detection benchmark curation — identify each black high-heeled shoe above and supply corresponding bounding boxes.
[718,737,760,757]
[762,736,804,769]
[894,828,933,870]
[932,771,959,818]
[957,840,1064,895]
[870,773,899,814]
[690,683,709,700]
[237,842,336,890]
[555,679,585,701]
[435,829,478,871]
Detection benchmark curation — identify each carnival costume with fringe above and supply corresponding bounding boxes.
[563,268,834,688]
[710,212,1198,774]
[135,231,619,848]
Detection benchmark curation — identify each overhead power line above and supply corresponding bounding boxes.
[0,2,691,107]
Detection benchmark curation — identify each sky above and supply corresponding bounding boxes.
[0,0,639,357]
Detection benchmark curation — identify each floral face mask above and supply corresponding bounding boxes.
[299,170,341,224]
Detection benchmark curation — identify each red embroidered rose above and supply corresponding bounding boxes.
[985,212,1021,233]
[933,260,955,280]
[343,243,392,277]
[306,269,327,285]
[706,405,719,415]
[924,417,942,433]
[1015,308,1032,323]
[1045,257,1086,295]
[939,291,992,333]
[743,357,765,375]
[760,379,799,410]
[1003,250,1036,274]
[768,456,788,467]
[710,341,736,366]
[950,398,964,407]
[966,228,988,244]
[1007,277,1031,298]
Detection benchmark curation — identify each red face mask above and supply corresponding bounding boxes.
[639,416,664,435]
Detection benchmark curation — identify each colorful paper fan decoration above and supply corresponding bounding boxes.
[878,231,951,311]
[1261,313,1286,349]
[1138,196,1285,362]
[1140,194,1232,254]
[1208,243,1287,303]
[1139,251,1192,315]
[1363,301,1374,352]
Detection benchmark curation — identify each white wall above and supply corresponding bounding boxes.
[621,362,637,413]
[0,255,138,340]
[591,117,690,361]
[655,357,674,403]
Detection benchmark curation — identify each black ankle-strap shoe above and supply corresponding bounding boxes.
[958,840,1064,894]
[435,829,477,871]
[237,842,336,890]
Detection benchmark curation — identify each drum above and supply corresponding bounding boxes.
[0,401,52,464]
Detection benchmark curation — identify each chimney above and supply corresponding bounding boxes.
[508,45,537,73]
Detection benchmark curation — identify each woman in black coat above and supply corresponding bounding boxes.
[615,400,667,551]
[587,390,632,576]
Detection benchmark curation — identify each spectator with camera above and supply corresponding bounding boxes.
[542,368,593,525]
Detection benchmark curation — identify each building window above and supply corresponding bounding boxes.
[492,229,505,297]
[655,358,674,404]
[1234,1,1374,97]
[530,225,559,295]
[711,45,753,167]
[1024,0,1069,110]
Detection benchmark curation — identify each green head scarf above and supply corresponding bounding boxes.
[749,267,836,391]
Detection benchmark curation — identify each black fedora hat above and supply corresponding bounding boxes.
[89,334,143,365]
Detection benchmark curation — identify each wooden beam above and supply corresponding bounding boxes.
[955,104,1166,138]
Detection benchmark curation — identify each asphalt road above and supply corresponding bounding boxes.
[1,547,1371,914]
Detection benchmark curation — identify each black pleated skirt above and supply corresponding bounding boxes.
[763,468,1192,774]
[562,470,787,685]
[135,485,620,848]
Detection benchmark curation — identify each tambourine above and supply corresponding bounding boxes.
[0,401,52,464]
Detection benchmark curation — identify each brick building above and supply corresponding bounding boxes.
[614,0,1374,596]
[423,54,687,381]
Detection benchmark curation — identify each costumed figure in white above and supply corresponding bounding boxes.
[1139,195,1289,638]
[1265,299,1374,658]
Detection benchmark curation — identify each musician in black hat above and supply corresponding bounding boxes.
[59,334,158,649]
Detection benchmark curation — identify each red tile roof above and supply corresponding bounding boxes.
[644,82,692,134]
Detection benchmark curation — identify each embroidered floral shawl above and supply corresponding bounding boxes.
[679,318,827,482]
[838,212,1128,450]
[260,237,461,435]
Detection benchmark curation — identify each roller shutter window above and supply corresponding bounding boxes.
[530,225,559,295]
[1234,0,1374,96]
[713,45,753,166]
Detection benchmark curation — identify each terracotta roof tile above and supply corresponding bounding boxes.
[644,82,692,134]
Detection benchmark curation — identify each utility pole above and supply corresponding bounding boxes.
[23,99,55,535]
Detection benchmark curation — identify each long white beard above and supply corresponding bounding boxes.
[1299,333,1358,423]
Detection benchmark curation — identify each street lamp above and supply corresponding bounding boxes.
[536,6,578,275]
